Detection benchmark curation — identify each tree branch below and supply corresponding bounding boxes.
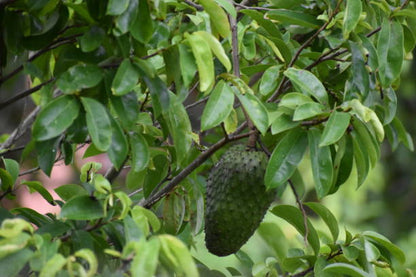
[140,122,249,208]
[0,78,54,110]
[289,180,309,246]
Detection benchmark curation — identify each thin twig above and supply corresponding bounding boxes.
[183,0,203,10]
[289,180,309,246]
[139,122,249,208]
[0,78,54,110]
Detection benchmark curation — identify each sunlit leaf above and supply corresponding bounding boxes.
[56,64,103,94]
[343,0,362,38]
[305,202,339,242]
[111,59,140,96]
[60,195,104,220]
[320,111,351,146]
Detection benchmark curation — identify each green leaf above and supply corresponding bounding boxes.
[234,89,269,135]
[241,10,283,39]
[259,65,282,96]
[377,19,404,87]
[115,0,138,33]
[159,234,199,276]
[0,249,34,277]
[351,118,380,168]
[305,202,339,243]
[2,159,19,185]
[271,205,320,254]
[351,130,369,188]
[186,32,215,92]
[39,254,67,277]
[55,184,88,201]
[265,128,308,190]
[56,64,103,94]
[323,263,369,277]
[60,195,104,220]
[343,0,362,38]
[257,222,287,260]
[33,95,80,141]
[111,59,140,96]
[11,208,51,227]
[201,80,234,131]
[320,111,351,146]
[198,0,230,37]
[279,92,314,109]
[80,26,105,52]
[130,0,153,43]
[194,31,231,72]
[107,0,130,15]
[114,191,132,219]
[334,135,354,189]
[21,181,55,205]
[293,102,327,121]
[0,169,13,191]
[308,128,333,198]
[178,44,197,87]
[167,95,193,166]
[267,9,322,29]
[131,238,160,277]
[349,41,369,97]
[111,92,139,130]
[129,133,149,172]
[284,68,328,106]
[271,114,299,135]
[363,231,406,264]
[36,137,60,177]
[74,249,98,276]
[163,193,186,234]
[108,117,128,170]
[81,97,112,151]
[132,206,161,232]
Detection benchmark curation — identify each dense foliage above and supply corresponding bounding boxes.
[0,0,416,276]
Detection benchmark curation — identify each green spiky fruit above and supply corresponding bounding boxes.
[204,145,276,256]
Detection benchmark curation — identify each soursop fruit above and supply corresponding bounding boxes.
[205,145,276,256]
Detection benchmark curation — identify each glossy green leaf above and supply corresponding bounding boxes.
[198,0,230,37]
[107,0,129,15]
[194,31,231,72]
[234,89,269,135]
[323,263,369,277]
[333,135,354,189]
[186,32,214,92]
[390,117,414,151]
[271,114,299,135]
[111,92,139,130]
[363,231,406,264]
[115,0,138,33]
[343,0,362,38]
[93,174,112,194]
[279,92,314,109]
[36,137,59,177]
[351,130,369,188]
[351,118,380,168]
[55,184,88,201]
[265,128,308,190]
[158,234,199,276]
[259,65,282,96]
[131,238,160,277]
[130,0,153,43]
[163,193,186,234]
[178,44,197,87]
[2,159,19,185]
[11,207,51,227]
[60,195,104,220]
[201,80,234,131]
[267,9,322,29]
[377,19,404,86]
[80,26,105,52]
[241,10,283,39]
[108,117,128,170]
[33,95,80,141]
[56,64,103,94]
[305,202,339,242]
[293,102,327,121]
[111,59,140,96]
[271,205,320,254]
[350,41,369,97]
[308,128,333,198]
[39,254,67,277]
[168,95,193,166]
[129,133,149,172]
[242,31,256,60]
[284,68,328,106]
[21,181,54,205]
[81,97,112,151]
[320,111,351,146]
